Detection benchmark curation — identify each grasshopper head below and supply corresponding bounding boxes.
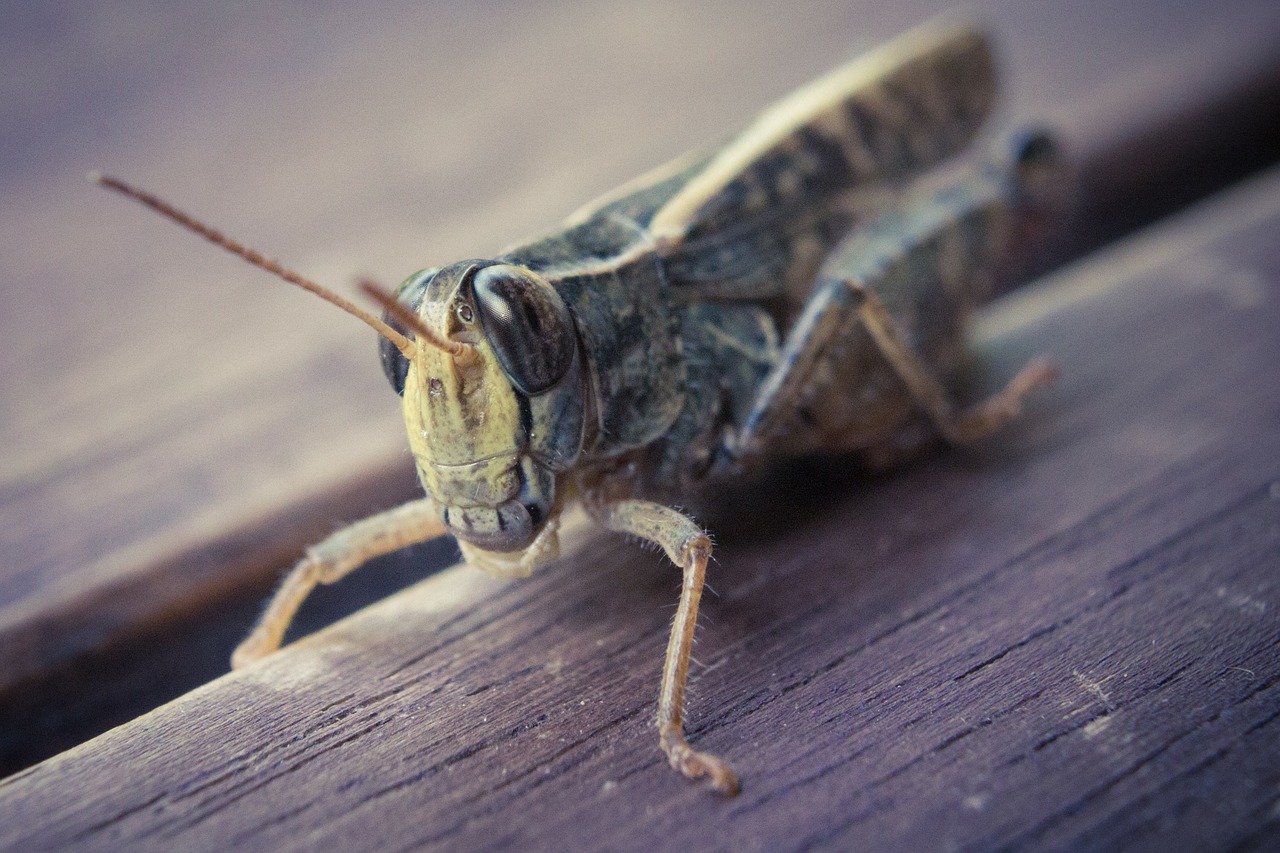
[380,262,586,553]
[88,175,585,555]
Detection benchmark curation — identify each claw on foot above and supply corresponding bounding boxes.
[948,355,1059,443]
[662,728,740,795]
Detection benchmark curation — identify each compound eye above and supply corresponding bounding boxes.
[472,265,576,395]
[379,314,411,395]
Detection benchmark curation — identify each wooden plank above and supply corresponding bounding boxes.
[3,0,1280,774]
[2,161,1278,851]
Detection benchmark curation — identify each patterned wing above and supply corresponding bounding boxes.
[649,20,996,248]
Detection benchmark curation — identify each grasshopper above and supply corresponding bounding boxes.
[97,19,1063,795]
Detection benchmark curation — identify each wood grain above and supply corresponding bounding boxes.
[3,0,1280,833]
[3,162,1278,851]
[4,1,1279,705]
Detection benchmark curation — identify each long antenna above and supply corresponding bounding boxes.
[358,280,468,356]
[90,172,430,358]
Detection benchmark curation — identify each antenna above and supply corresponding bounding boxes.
[90,173,435,358]
[358,280,469,356]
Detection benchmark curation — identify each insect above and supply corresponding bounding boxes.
[97,19,1063,795]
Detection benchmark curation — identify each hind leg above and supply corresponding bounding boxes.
[733,135,1059,460]
[848,280,1057,444]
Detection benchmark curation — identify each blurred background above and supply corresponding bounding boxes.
[2,0,1278,773]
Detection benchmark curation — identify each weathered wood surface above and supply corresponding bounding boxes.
[3,160,1279,851]
[3,0,1280,832]
[4,1,1280,723]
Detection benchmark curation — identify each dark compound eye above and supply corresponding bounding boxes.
[472,264,576,395]
[379,314,411,395]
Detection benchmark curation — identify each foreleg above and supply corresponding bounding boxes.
[232,497,448,668]
[588,498,739,794]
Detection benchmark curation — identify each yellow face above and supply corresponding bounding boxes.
[386,262,585,553]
